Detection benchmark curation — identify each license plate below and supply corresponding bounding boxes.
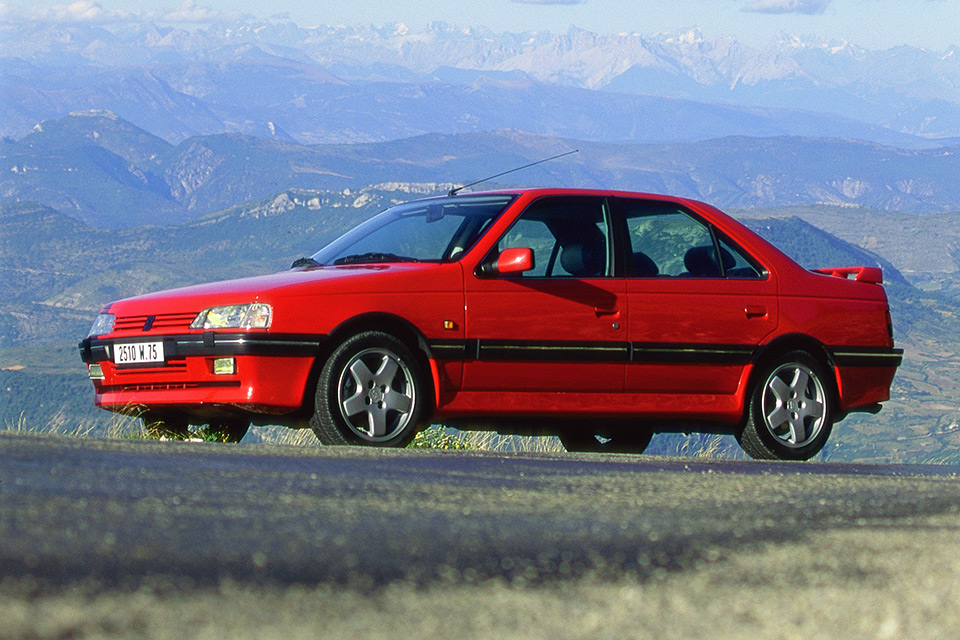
[114,342,164,365]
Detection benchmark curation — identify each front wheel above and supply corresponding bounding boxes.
[311,331,427,447]
[738,351,834,461]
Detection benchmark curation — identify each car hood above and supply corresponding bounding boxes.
[104,263,461,315]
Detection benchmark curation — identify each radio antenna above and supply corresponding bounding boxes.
[448,149,579,196]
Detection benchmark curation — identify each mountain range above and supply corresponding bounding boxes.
[3,21,960,146]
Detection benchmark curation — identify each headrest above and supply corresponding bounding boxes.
[633,251,659,277]
[683,246,733,277]
[561,244,602,277]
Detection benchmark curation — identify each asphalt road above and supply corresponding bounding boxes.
[2,431,960,639]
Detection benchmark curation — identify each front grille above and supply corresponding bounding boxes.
[113,311,199,335]
[114,362,188,375]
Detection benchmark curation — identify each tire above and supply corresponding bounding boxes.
[559,427,653,454]
[738,351,834,461]
[197,420,250,443]
[141,413,189,440]
[311,331,427,447]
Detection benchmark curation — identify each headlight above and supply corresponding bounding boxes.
[87,313,115,337]
[190,303,272,330]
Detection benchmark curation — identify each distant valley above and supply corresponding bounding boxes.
[4,112,960,228]
[2,185,960,463]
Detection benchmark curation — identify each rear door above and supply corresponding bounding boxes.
[614,197,778,396]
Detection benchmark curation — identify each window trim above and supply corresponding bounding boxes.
[476,195,615,279]
[713,230,770,280]
[611,197,770,281]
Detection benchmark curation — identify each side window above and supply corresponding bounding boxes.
[495,197,611,277]
[618,199,762,279]
[718,235,764,279]
[496,216,555,277]
[622,200,714,277]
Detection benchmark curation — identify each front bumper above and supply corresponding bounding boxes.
[79,332,325,416]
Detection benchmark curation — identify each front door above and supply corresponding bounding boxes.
[462,196,627,399]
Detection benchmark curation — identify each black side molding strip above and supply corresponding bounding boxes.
[79,332,327,364]
[427,339,754,365]
[79,334,903,370]
[630,343,754,365]
[477,340,631,363]
[829,347,903,368]
[425,339,903,368]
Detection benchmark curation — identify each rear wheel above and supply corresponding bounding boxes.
[738,351,834,461]
[311,331,427,447]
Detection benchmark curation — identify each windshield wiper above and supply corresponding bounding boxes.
[290,256,322,269]
[332,252,419,266]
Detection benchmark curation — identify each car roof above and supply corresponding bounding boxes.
[444,187,714,210]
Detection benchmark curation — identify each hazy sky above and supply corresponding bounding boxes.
[1,0,958,50]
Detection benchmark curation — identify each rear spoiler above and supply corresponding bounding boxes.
[812,266,883,284]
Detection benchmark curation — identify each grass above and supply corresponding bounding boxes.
[251,424,567,453]
[410,425,475,450]
[248,426,320,447]
[2,409,144,440]
[410,426,567,453]
[0,413,564,454]
[917,449,960,465]
[670,434,732,458]
[2,412,850,462]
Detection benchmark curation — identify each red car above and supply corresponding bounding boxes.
[79,188,901,460]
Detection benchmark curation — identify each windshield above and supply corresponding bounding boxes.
[310,194,517,266]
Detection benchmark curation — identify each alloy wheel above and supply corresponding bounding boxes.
[337,347,416,442]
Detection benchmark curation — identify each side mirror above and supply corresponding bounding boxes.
[495,247,534,275]
[478,247,535,277]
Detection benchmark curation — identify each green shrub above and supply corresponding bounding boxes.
[410,425,473,450]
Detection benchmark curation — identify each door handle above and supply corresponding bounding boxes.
[744,305,767,319]
[594,306,620,318]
